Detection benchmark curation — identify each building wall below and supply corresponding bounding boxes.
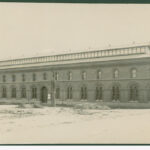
[0,58,150,104]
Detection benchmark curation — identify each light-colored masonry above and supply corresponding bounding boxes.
[0,43,150,104]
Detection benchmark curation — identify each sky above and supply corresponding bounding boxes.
[0,3,150,60]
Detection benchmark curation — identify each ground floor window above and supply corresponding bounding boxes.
[67,86,72,99]
[81,86,87,100]
[112,85,120,101]
[96,86,103,100]
[2,87,7,98]
[32,87,37,99]
[12,87,16,98]
[130,85,138,101]
[55,87,60,99]
[21,87,26,98]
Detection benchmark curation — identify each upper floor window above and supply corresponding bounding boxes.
[33,73,36,81]
[43,73,47,80]
[68,72,72,80]
[131,69,137,78]
[82,71,87,80]
[97,71,102,79]
[114,69,119,79]
[22,74,25,82]
[3,75,6,82]
[12,75,16,82]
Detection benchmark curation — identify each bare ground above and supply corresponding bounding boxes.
[0,105,150,144]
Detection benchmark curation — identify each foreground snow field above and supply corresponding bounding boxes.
[0,105,150,144]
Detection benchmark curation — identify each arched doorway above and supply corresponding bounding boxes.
[41,87,48,103]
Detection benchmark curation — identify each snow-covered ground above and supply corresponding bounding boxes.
[0,105,150,144]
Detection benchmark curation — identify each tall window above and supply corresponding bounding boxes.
[22,74,25,82]
[81,86,87,100]
[67,86,72,99]
[131,69,137,78]
[55,72,59,80]
[130,85,138,101]
[82,71,86,80]
[12,87,16,98]
[55,87,60,99]
[32,87,37,99]
[2,87,7,98]
[97,71,102,79]
[33,73,36,81]
[43,73,47,80]
[2,75,6,82]
[68,72,72,80]
[112,85,120,101]
[114,69,119,79]
[96,86,103,100]
[21,87,26,98]
[12,75,16,82]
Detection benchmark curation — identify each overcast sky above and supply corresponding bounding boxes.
[0,3,150,60]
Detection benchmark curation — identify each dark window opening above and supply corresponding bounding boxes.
[96,86,103,100]
[81,86,87,100]
[112,86,120,101]
[67,86,72,99]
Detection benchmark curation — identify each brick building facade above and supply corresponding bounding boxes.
[0,44,150,104]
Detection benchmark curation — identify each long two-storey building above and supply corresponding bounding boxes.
[0,43,150,104]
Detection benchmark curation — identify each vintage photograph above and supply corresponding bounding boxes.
[0,3,150,144]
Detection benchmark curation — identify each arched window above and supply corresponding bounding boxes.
[2,75,6,82]
[130,84,138,101]
[97,71,102,80]
[32,87,37,99]
[114,69,119,79]
[12,87,16,98]
[21,87,26,98]
[131,69,137,78]
[33,73,36,81]
[55,87,60,99]
[81,86,87,100]
[12,75,16,82]
[82,71,87,80]
[67,86,72,99]
[22,74,25,82]
[2,87,7,98]
[96,86,103,100]
[43,73,47,80]
[112,85,120,101]
[68,72,72,80]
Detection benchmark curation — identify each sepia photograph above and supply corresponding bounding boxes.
[0,2,150,144]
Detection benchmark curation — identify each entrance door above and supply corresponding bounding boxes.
[41,87,48,103]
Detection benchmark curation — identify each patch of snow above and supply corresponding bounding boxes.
[0,105,150,144]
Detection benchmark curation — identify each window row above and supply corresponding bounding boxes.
[54,85,139,101]
[1,69,138,83]
[1,85,138,101]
